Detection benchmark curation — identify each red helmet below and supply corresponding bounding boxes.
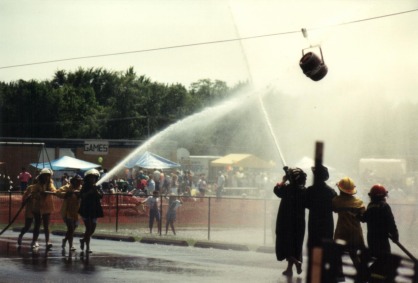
[368,184,388,197]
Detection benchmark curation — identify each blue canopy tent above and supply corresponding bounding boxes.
[124,151,180,169]
[30,156,100,171]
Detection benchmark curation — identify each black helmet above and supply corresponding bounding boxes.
[70,174,83,185]
[312,165,329,181]
[288,167,307,185]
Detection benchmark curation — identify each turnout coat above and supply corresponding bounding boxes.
[30,180,56,215]
[332,193,366,249]
[305,181,337,249]
[361,200,399,257]
[56,183,81,221]
[274,182,306,262]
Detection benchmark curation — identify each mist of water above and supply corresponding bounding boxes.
[94,61,418,262]
[97,86,278,185]
[98,78,418,189]
[99,3,418,193]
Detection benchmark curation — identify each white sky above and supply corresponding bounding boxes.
[1,0,417,92]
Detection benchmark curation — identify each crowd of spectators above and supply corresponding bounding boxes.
[99,167,278,199]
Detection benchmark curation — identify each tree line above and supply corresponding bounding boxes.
[2,66,418,168]
[0,67,247,142]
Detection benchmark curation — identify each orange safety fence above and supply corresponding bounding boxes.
[0,192,279,228]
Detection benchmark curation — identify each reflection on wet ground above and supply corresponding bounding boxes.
[1,238,214,277]
[0,233,294,283]
[1,227,416,283]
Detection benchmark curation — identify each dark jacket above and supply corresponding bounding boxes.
[78,184,104,219]
[305,181,337,249]
[274,182,306,262]
[361,200,399,257]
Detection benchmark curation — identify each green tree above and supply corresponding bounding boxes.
[103,68,147,139]
[0,67,240,142]
[189,79,229,110]
[54,84,102,138]
[1,80,62,138]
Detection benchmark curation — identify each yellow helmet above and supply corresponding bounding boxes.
[336,177,356,195]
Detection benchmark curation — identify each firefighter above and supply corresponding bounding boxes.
[78,169,104,254]
[361,184,400,282]
[30,168,56,250]
[274,167,306,277]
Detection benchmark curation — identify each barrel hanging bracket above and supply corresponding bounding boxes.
[299,28,328,81]
[300,28,323,60]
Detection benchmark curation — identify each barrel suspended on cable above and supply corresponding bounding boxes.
[299,45,328,81]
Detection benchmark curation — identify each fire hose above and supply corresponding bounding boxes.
[389,234,417,263]
[0,191,60,236]
[0,194,32,236]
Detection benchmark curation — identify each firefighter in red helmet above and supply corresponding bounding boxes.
[360,184,399,282]
[362,184,398,254]
[368,184,388,198]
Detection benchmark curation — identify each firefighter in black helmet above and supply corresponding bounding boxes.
[273,167,307,277]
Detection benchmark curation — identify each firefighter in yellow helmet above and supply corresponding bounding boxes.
[30,168,56,249]
[55,174,83,251]
[332,177,366,281]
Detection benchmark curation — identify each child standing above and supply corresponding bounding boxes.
[165,194,182,235]
[142,191,161,234]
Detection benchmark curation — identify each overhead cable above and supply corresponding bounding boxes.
[0,8,417,70]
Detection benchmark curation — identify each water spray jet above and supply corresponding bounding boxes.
[256,87,287,168]
[96,94,260,186]
[227,6,287,168]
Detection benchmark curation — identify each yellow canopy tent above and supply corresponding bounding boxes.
[210,154,274,169]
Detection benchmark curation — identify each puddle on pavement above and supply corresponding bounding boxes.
[0,238,214,277]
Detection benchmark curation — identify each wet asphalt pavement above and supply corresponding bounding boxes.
[0,230,300,283]
[2,205,417,283]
